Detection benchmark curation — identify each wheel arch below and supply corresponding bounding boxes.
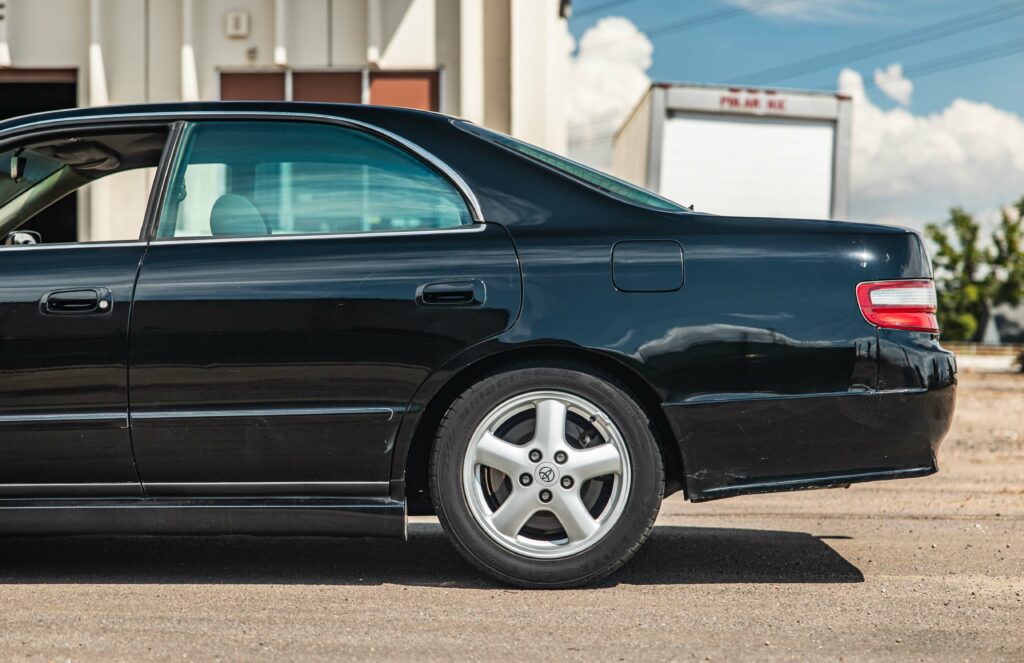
[400,345,686,515]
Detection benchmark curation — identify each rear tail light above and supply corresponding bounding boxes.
[856,280,939,334]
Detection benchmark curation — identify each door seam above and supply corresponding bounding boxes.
[124,243,149,496]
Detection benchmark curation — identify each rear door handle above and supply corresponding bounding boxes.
[41,288,113,315]
[416,280,486,307]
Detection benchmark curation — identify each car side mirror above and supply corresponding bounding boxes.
[4,230,42,246]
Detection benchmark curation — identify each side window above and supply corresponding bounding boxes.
[0,130,167,245]
[157,121,471,239]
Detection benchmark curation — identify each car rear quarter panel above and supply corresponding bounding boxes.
[236,107,955,503]
[370,116,956,501]
[498,212,953,499]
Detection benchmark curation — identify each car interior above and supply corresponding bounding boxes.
[0,128,168,245]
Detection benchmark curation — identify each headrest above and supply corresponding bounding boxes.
[209,194,268,237]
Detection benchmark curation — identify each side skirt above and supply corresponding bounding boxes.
[0,497,407,538]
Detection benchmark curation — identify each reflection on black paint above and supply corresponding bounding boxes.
[0,103,955,505]
[129,224,521,484]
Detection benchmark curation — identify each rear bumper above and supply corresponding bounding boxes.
[665,378,956,502]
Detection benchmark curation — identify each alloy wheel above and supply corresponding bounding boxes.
[461,390,632,559]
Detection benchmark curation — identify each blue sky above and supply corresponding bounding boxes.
[568,0,1024,116]
[565,0,1024,230]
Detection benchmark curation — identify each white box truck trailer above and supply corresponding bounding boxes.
[613,83,852,220]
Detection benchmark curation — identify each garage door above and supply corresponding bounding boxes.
[0,69,79,242]
[659,113,835,220]
[220,72,286,101]
[220,71,437,110]
[369,72,439,111]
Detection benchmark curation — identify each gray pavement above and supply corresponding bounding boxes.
[0,371,1021,662]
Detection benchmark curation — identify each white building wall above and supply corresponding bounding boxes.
[146,1,183,102]
[1,0,569,239]
[99,0,147,105]
[481,0,511,133]
[330,0,369,66]
[510,0,566,153]
[193,0,274,99]
[435,0,461,117]
[458,0,484,124]
[612,90,651,188]
[2,0,568,149]
[286,0,331,68]
[378,0,436,68]
[6,0,88,71]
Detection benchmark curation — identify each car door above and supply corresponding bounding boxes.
[0,124,171,496]
[128,118,521,496]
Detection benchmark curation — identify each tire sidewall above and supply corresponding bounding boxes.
[431,366,663,587]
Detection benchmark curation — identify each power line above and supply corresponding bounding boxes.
[647,0,795,39]
[571,38,1024,146]
[569,132,617,147]
[568,109,631,136]
[730,0,1024,84]
[828,35,1024,93]
[583,0,797,52]
[572,0,644,19]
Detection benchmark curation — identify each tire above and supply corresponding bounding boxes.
[430,366,664,588]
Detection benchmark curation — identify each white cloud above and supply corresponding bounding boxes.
[566,17,652,170]
[839,68,1024,231]
[722,0,877,23]
[564,19,1024,233]
[873,62,912,106]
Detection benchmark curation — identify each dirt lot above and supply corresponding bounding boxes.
[0,371,1021,662]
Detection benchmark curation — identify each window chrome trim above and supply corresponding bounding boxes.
[0,411,127,425]
[149,222,486,246]
[0,240,148,252]
[2,110,485,223]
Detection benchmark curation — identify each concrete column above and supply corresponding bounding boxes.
[89,0,109,106]
[0,0,11,67]
[181,0,199,101]
[481,0,511,133]
[367,0,381,65]
[509,0,567,152]
[273,0,288,66]
[459,0,484,123]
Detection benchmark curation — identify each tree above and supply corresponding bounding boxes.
[991,197,1024,311]
[925,197,1024,343]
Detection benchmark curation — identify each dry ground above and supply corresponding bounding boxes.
[0,371,1021,662]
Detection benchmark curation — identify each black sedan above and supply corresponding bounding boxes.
[0,103,956,587]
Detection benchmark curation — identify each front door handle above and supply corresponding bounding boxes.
[417,280,486,307]
[41,288,113,315]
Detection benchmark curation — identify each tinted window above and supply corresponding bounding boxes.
[457,121,687,213]
[157,121,471,239]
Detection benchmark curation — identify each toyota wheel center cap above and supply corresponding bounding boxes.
[536,463,559,486]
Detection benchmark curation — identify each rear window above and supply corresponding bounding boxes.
[456,121,687,213]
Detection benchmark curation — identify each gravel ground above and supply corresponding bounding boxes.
[0,371,1021,662]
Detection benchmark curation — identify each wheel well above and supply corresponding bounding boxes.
[403,347,686,515]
